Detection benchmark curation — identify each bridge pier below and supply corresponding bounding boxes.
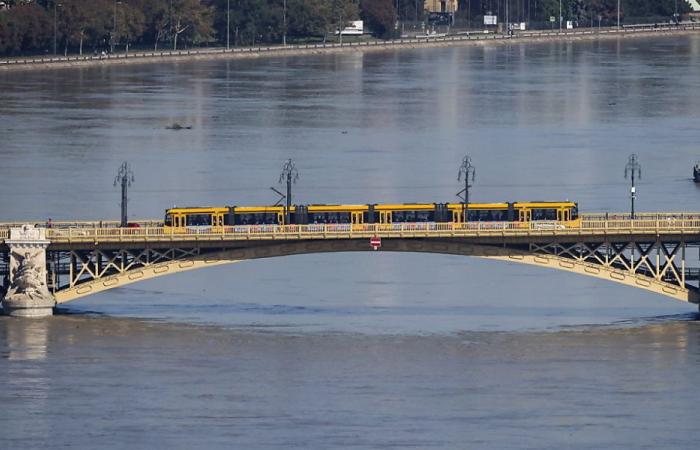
[0,225,55,318]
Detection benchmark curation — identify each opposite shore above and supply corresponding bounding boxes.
[1,23,699,72]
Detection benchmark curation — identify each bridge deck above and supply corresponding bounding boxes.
[1,218,699,246]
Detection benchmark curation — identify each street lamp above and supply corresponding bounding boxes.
[457,156,476,223]
[617,0,620,29]
[53,2,62,56]
[114,162,135,228]
[674,0,679,24]
[278,159,299,225]
[111,0,123,54]
[559,0,562,32]
[227,0,231,50]
[283,0,286,46]
[624,154,641,219]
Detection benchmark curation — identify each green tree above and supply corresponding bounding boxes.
[287,0,331,38]
[55,0,110,56]
[114,1,146,53]
[170,0,215,50]
[330,0,359,43]
[0,2,51,55]
[131,0,170,50]
[360,0,394,38]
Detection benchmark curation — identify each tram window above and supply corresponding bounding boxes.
[571,206,579,220]
[467,209,506,221]
[237,213,277,225]
[416,211,433,222]
[309,212,351,224]
[532,209,557,220]
[186,214,212,226]
[164,214,173,226]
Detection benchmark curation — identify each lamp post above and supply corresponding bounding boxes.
[559,0,562,32]
[278,159,299,225]
[457,156,476,223]
[283,0,287,46]
[53,2,62,56]
[114,162,135,228]
[617,0,620,29]
[624,154,641,219]
[110,0,122,54]
[227,0,230,49]
[674,0,679,24]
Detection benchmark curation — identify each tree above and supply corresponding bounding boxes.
[114,1,146,54]
[287,0,332,38]
[330,0,359,43]
[361,0,394,38]
[0,2,51,55]
[130,0,170,50]
[170,0,215,50]
[55,0,110,56]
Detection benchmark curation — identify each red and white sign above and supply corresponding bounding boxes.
[370,235,382,251]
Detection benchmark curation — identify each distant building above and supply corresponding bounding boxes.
[689,0,700,20]
[424,0,458,14]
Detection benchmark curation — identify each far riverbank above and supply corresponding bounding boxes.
[1,23,699,72]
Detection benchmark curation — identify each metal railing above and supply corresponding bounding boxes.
[20,218,700,243]
[580,212,700,221]
[1,23,697,69]
[0,220,161,230]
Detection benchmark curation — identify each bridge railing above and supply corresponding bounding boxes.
[0,220,163,230]
[30,218,700,242]
[580,212,700,221]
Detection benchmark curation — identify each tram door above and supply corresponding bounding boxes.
[212,214,223,229]
[519,209,532,222]
[277,212,285,226]
[379,211,392,225]
[452,210,463,223]
[558,209,570,222]
[351,211,363,230]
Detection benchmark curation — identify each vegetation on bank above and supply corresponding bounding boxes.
[0,0,692,56]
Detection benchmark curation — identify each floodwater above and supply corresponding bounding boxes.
[2,35,700,448]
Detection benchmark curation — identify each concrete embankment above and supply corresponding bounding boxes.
[1,24,699,72]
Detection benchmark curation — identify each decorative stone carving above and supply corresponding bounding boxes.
[9,224,46,242]
[1,225,54,317]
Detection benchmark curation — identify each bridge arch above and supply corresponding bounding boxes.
[52,239,700,305]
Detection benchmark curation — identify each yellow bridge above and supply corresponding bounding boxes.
[2,212,700,317]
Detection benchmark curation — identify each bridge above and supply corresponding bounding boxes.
[1,212,700,317]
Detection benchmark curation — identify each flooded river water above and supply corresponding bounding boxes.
[1,35,700,448]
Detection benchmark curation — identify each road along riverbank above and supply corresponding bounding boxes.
[1,23,699,72]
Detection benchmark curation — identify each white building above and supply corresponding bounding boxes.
[424,0,458,14]
[689,0,700,18]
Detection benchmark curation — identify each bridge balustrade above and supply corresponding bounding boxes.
[13,218,698,243]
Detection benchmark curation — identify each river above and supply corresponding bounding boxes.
[1,35,700,448]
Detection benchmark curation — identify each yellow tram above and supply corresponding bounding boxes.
[163,201,579,229]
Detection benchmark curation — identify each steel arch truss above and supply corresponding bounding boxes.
[0,251,8,298]
[522,239,698,302]
[49,247,236,303]
[46,238,700,305]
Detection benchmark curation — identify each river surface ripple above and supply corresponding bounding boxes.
[1,36,700,448]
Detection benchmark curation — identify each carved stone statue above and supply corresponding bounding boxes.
[2,250,55,317]
[9,252,50,299]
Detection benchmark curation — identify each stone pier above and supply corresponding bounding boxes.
[0,225,55,317]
